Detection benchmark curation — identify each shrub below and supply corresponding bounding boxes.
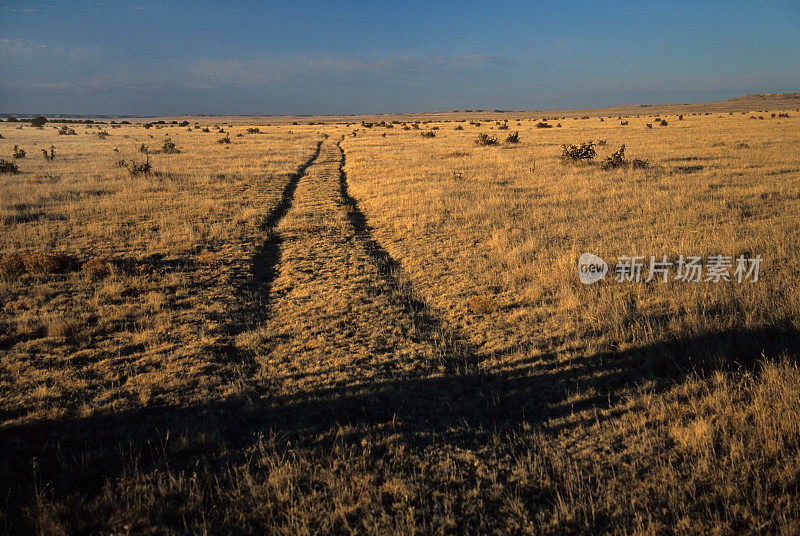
[475,133,499,146]
[139,143,149,154]
[217,134,231,144]
[600,144,649,170]
[0,252,79,279]
[161,138,179,153]
[420,131,436,138]
[13,145,25,159]
[0,159,19,174]
[497,123,509,130]
[57,125,76,135]
[505,131,520,143]
[201,127,210,133]
[659,119,668,126]
[41,145,55,162]
[620,120,629,125]
[646,123,653,128]
[454,125,464,130]
[97,130,110,139]
[246,127,260,133]
[30,116,47,128]
[561,141,596,162]
[127,155,151,176]
[535,122,553,128]
[601,144,627,169]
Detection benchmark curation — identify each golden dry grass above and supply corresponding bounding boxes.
[1,102,799,535]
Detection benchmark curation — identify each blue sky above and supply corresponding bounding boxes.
[1,1,798,115]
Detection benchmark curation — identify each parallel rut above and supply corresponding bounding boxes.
[260,139,473,395]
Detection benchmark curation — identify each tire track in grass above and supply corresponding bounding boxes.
[225,138,323,381]
[261,138,479,399]
[336,137,479,374]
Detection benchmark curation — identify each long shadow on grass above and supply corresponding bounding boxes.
[2,325,798,532]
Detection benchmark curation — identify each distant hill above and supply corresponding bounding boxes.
[2,93,798,123]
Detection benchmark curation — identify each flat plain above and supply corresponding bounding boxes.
[1,94,799,535]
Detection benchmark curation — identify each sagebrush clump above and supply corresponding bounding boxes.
[600,144,649,170]
[0,159,19,174]
[475,133,499,146]
[561,141,596,162]
[161,138,179,154]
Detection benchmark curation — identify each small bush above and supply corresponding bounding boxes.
[97,130,110,139]
[246,127,260,133]
[620,120,629,125]
[420,131,436,138]
[13,145,25,159]
[127,155,151,176]
[475,133,499,146]
[30,116,47,128]
[561,141,596,162]
[0,252,79,279]
[646,123,653,128]
[454,125,464,130]
[201,127,210,133]
[600,144,649,170]
[505,131,520,143]
[497,123,509,130]
[0,159,19,174]
[58,125,76,135]
[161,138,179,153]
[601,144,627,169]
[139,143,149,154]
[535,122,553,129]
[217,134,231,144]
[659,119,668,126]
[41,145,55,162]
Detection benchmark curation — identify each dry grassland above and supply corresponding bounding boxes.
[0,102,799,534]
